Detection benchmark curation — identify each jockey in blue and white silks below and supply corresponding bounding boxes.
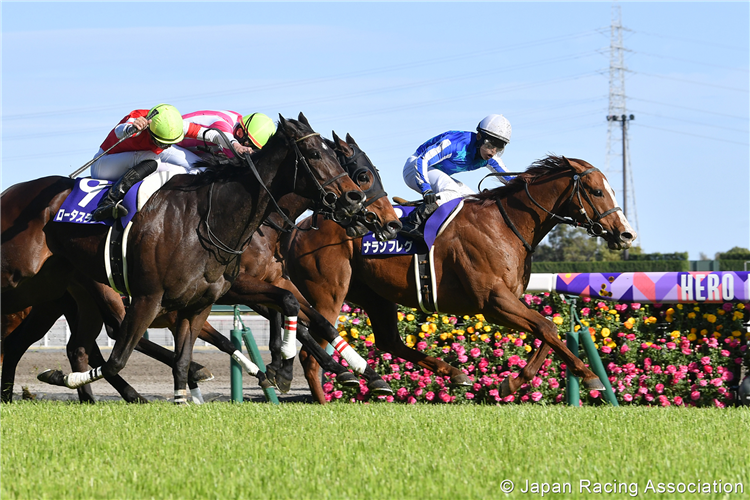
[400,114,513,237]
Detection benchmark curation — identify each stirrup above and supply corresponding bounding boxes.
[91,200,128,221]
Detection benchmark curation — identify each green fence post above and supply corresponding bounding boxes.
[230,310,244,403]
[565,297,580,407]
[577,316,619,406]
[241,327,280,405]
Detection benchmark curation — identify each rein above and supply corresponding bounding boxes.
[481,166,623,252]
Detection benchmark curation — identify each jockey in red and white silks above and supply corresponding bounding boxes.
[90,109,252,180]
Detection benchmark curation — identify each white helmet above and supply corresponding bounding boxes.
[477,114,512,144]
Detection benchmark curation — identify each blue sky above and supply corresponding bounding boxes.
[2,1,748,260]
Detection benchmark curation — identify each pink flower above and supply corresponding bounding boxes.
[690,390,701,401]
[700,356,711,365]
[543,305,553,315]
[408,396,416,404]
[531,392,543,402]
[631,303,641,310]
[722,371,734,382]
[720,350,730,357]
[425,391,435,401]
[492,348,504,358]
[548,378,560,389]
[341,303,351,313]
[531,376,543,388]
[333,390,343,399]
[323,382,334,393]
[713,399,726,409]
[722,302,733,311]
[470,347,481,358]
[620,344,630,354]
[465,392,475,400]
[674,396,683,406]
[659,395,671,407]
[514,339,524,347]
[581,307,591,316]
[710,378,723,387]
[600,345,612,354]
[417,341,427,351]
[655,383,664,394]
[520,395,530,402]
[704,365,712,374]
[414,388,423,397]
[396,387,409,400]
[458,355,468,363]
[439,392,452,403]
[626,333,636,341]
[503,395,515,403]
[623,393,633,402]
[508,355,521,366]
[590,390,601,398]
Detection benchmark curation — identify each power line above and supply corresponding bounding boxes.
[632,71,748,93]
[632,50,748,73]
[636,29,749,52]
[630,109,748,134]
[629,97,747,120]
[634,123,749,146]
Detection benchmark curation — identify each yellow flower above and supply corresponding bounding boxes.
[717,310,725,316]
[687,333,697,341]
[366,334,375,343]
[687,312,696,319]
[520,333,527,340]
[666,308,675,315]
[463,315,470,320]
[338,315,347,323]
[690,327,697,334]
[428,323,437,334]
[397,311,404,322]
[574,325,581,332]
[644,342,653,347]
[706,314,717,323]
[484,325,492,332]
[442,316,450,324]
[480,334,489,342]
[475,322,483,330]
[670,330,680,339]
[466,326,475,334]
[419,332,425,339]
[406,314,415,322]
[733,311,744,321]
[608,309,617,315]
[406,334,417,347]
[524,345,532,352]
[471,334,478,342]
[553,316,564,325]
[475,314,485,322]
[581,320,589,327]
[647,316,658,325]
[601,328,611,338]
[421,323,429,333]
[350,328,359,339]
[731,330,741,337]
[693,307,701,312]
[737,303,745,310]
[700,329,708,336]
[713,332,722,339]
[676,304,683,310]
[440,333,449,341]
[366,318,371,326]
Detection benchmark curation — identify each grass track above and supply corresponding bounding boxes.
[2,403,748,499]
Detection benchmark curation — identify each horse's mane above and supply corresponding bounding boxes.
[472,154,571,206]
[175,122,296,189]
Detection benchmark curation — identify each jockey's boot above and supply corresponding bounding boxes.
[399,201,439,238]
[91,160,158,221]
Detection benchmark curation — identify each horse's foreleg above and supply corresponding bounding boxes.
[63,295,162,389]
[299,348,327,404]
[171,307,211,404]
[500,341,553,398]
[195,320,269,389]
[486,288,603,394]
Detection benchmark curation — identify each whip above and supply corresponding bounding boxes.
[68,129,138,179]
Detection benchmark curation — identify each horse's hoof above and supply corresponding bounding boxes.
[583,377,605,391]
[337,371,360,387]
[259,378,275,390]
[368,379,393,396]
[450,372,471,386]
[190,367,214,383]
[266,366,278,386]
[22,387,37,400]
[122,387,149,404]
[500,378,512,398]
[275,376,292,394]
[37,369,65,386]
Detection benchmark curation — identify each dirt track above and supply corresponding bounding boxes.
[7,347,316,403]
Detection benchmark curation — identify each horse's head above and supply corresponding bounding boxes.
[561,157,637,250]
[326,132,402,241]
[277,113,365,219]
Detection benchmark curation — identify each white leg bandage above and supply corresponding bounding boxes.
[332,336,368,374]
[64,367,104,389]
[190,387,204,405]
[174,389,188,404]
[232,350,259,375]
[281,316,298,360]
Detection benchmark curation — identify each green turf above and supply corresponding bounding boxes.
[2,403,748,499]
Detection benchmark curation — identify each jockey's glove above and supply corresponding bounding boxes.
[423,190,437,205]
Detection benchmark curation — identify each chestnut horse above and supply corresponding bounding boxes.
[282,156,637,403]
[2,114,367,404]
[3,132,401,402]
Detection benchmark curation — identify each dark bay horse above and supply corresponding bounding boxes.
[3,131,401,402]
[282,156,637,403]
[3,114,368,403]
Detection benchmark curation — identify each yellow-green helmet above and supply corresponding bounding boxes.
[147,104,185,145]
[240,113,276,149]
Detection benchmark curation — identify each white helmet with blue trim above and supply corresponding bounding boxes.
[477,114,512,144]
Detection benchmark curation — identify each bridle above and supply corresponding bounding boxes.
[481,166,622,253]
[201,128,350,259]
[334,144,388,227]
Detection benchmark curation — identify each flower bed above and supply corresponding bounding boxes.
[323,294,750,407]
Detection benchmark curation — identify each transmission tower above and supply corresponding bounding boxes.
[605,3,638,257]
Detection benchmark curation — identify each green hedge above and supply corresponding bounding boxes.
[720,260,750,271]
[531,260,690,273]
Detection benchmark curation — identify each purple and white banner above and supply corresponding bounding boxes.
[526,272,750,303]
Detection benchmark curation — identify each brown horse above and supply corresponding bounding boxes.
[3,131,400,402]
[2,114,368,403]
[282,156,637,403]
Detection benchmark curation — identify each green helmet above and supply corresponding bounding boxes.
[147,104,185,145]
[240,113,276,149]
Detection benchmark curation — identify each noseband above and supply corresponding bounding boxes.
[484,167,623,253]
[334,145,388,226]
